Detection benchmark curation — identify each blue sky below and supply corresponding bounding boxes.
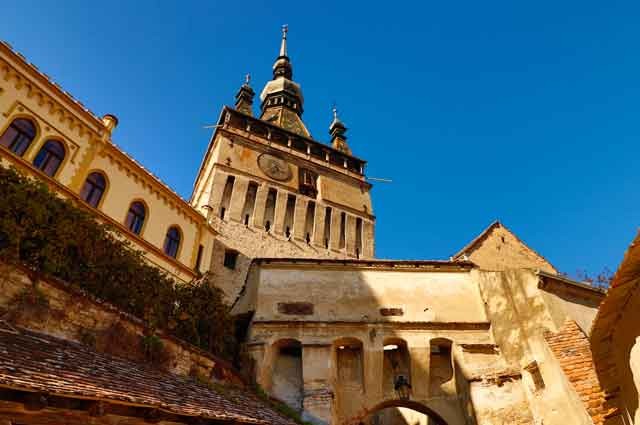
[3,0,639,277]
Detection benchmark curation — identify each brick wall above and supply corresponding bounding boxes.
[544,320,617,425]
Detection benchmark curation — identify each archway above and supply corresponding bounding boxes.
[347,399,448,425]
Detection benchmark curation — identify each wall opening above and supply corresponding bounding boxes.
[383,338,412,398]
[324,207,332,248]
[429,338,453,397]
[194,244,204,271]
[241,182,258,226]
[304,201,315,244]
[284,194,296,239]
[336,338,364,390]
[220,175,235,220]
[355,217,363,258]
[263,188,277,232]
[223,250,238,269]
[339,212,346,249]
[272,339,304,412]
[361,401,448,425]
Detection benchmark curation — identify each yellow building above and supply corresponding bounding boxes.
[0,41,216,283]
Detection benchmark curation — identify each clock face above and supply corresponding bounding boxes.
[258,153,292,181]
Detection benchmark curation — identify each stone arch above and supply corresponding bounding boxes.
[429,338,454,395]
[347,399,448,425]
[382,338,412,398]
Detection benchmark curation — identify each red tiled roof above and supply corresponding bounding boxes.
[0,324,296,425]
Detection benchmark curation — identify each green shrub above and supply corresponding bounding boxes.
[0,165,236,360]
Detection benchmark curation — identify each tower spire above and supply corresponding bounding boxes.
[234,73,255,116]
[330,106,351,154]
[279,24,288,57]
[259,26,309,136]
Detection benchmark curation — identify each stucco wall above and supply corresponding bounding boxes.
[251,267,487,323]
[464,224,556,273]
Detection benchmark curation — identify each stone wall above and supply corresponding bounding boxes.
[0,266,244,387]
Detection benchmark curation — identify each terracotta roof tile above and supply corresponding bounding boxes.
[0,325,296,425]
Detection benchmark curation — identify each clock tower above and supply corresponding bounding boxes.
[191,27,375,300]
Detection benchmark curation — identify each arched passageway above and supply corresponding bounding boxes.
[348,399,448,425]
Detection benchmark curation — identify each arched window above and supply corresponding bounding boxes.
[80,172,107,208]
[0,118,36,156]
[33,140,65,177]
[163,226,181,258]
[125,201,146,235]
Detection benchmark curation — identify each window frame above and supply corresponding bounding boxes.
[223,249,239,269]
[163,225,182,259]
[0,117,38,157]
[79,170,108,209]
[32,139,67,178]
[124,200,148,236]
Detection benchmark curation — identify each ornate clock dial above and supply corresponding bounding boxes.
[258,153,292,181]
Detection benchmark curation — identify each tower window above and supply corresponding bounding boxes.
[125,201,146,235]
[220,175,235,219]
[33,140,65,177]
[304,201,315,244]
[284,194,296,238]
[264,188,277,231]
[339,212,346,249]
[224,250,239,269]
[324,207,332,248]
[163,226,181,258]
[80,171,107,208]
[242,181,259,226]
[299,168,318,198]
[0,118,36,156]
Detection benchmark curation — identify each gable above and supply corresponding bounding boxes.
[455,221,557,273]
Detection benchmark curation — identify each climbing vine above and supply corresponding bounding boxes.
[0,165,236,360]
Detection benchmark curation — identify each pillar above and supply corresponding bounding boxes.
[329,209,342,252]
[250,183,269,229]
[345,214,357,256]
[312,204,326,248]
[293,197,307,241]
[206,171,229,215]
[302,344,333,425]
[273,190,288,236]
[227,177,248,223]
[410,344,430,400]
[363,220,375,258]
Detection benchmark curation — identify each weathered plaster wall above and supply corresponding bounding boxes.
[463,224,556,273]
[250,267,487,323]
[539,286,601,333]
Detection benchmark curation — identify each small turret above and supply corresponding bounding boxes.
[235,74,255,116]
[329,107,351,154]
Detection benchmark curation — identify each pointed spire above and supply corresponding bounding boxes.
[272,25,292,80]
[329,106,351,154]
[235,73,255,116]
[279,24,288,57]
[259,26,309,136]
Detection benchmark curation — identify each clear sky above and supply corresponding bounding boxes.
[3,0,639,277]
